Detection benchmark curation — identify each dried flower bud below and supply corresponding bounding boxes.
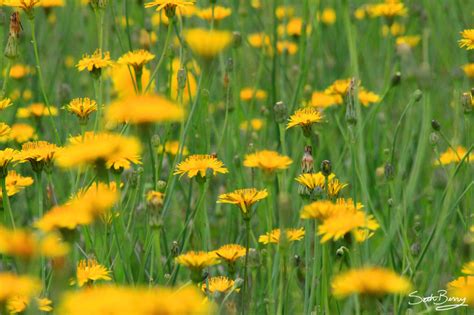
[301,146,314,173]
[273,101,288,123]
[384,163,394,181]
[461,92,472,114]
[429,132,439,146]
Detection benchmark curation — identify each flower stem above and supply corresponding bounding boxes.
[1,176,15,229]
[241,218,251,314]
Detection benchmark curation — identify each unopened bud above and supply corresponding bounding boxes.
[232,32,242,48]
[429,132,439,146]
[157,180,167,192]
[384,163,394,181]
[321,160,332,177]
[301,146,314,173]
[391,71,401,87]
[177,68,187,90]
[431,119,441,131]
[151,135,161,148]
[461,92,472,114]
[413,89,423,102]
[273,101,288,123]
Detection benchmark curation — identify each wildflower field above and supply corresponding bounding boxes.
[0,0,473,314]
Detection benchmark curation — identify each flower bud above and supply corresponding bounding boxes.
[273,101,288,123]
[4,35,19,59]
[384,163,394,181]
[461,92,472,114]
[232,32,242,48]
[431,119,441,131]
[413,89,423,102]
[429,132,439,146]
[301,146,314,174]
[177,68,187,90]
[320,160,332,177]
[391,71,402,87]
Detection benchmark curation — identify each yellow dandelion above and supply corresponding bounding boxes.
[0,123,11,138]
[459,29,474,50]
[0,171,33,200]
[16,141,58,172]
[320,8,336,25]
[174,154,228,179]
[247,33,271,49]
[64,98,97,122]
[144,0,195,13]
[462,63,474,78]
[0,98,13,110]
[158,140,189,156]
[0,148,19,173]
[198,6,232,21]
[0,273,40,303]
[277,41,298,55]
[332,267,412,298]
[146,190,164,208]
[325,78,354,96]
[462,261,474,275]
[300,198,363,221]
[276,5,295,20]
[7,295,54,314]
[184,28,233,58]
[447,276,474,305]
[3,0,41,10]
[110,64,154,99]
[76,49,113,74]
[7,64,31,79]
[117,49,155,70]
[212,244,246,263]
[240,119,264,132]
[435,146,472,165]
[287,107,324,131]
[217,188,268,215]
[311,91,343,108]
[17,103,58,118]
[367,2,408,18]
[106,94,184,125]
[57,132,142,170]
[0,123,36,143]
[296,172,347,198]
[243,150,292,173]
[258,228,305,245]
[358,89,381,107]
[175,251,219,270]
[74,258,112,287]
[240,88,267,101]
[202,276,237,294]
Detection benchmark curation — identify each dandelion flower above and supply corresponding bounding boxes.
[320,8,336,25]
[447,276,474,305]
[435,146,472,165]
[184,28,232,59]
[73,258,112,287]
[240,119,264,132]
[0,123,36,143]
[110,64,154,99]
[258,228,305,245]
[296,172,347,198]
[198,6,232,21]
[174,154,228,179]
[0,273,40,302]
[277,41,298,55]
[0,171,33,200]
[462,261,474,275]
[8,295,54,314]
[247,33,270,49]
[106,94,184,125]
[240,88,267,101]
[0,148,19,176]
[64,98,97,123]
[459,29,474,50]
[57,132,142,170]
[212,244,246,263]
[331,267,412,298]
[202,276,237,294]
[146,190,164,208]
[76,49,113,75]
[7,64,31,79]
[0,98,13,110]
[358,89,381,106]
[175,251,219,271]
[462,63,474,78]
[0,123,11,138]
[243,150,292,173]
[17,103,58,118]
[311,91,343,109]
[117,49,155,71]
[217,188,268,216]
[158,140,189,156]
[286,107,323,134]
[16,141,58,173]
[3,0,41,11]
[144,0,195,14]
[367,2,408,18]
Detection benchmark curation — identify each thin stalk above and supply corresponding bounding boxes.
[241,219,251,315]
[1,176,15,229]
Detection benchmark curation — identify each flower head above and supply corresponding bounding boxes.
[197,6,232,21]
[240,88,267,101]
[243,150,292,173]
[0,171,33,199]
[0,98,13,110]
[462,63,474,78]
[145,0,195,16]
[447,276,474,305]
[459,29,474,50]
[73,258,112,287]
[117,49,155,71]
[295,172,347,198]
[435,146,472,165]
[57,132,142,171]
[332,267,412,298]
[0,273,40,303]
[17,103,58,118]
[7,296,53,314]
[77,49,113,75]
[258,228,305,245]
[64,98,97,123]
[175,251,219,271]
[311,91,343,109]
[462,261,474,275]
[212,244,246,263]
[0,123,11,138]
[184,28,232,59]
[367,2,408,18]
[217,188,268,216]
[0,123,36,143]
[202,276,236,294]
[158,141,189,156]
[174,154,228,179]
[16,141,58,173]
[146,190,164,208]
[286,107,324,134]
[0,148,19,177]
[106,94,183,125]
[358,89,381,106]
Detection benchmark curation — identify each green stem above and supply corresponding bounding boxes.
[1,60,12,98]
[241,219,251,315]
[1,176,15,229]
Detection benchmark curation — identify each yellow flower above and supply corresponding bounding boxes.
[396,35,421,48]
[17,103,58,118]
[0,273,40,302]
[106,94,184,125]
[8,295,54,314]
[217,188,268,215]
[3,0,41,10]
[110,65,154,99]
[247,33,271,49]
[144,0,195,13]
[358,89,381,106]
[158,140,189,156]
[317,205,379,243]
[0,171,33,199]
[57,132,142,170]
[146,190,164,208]
[58,285,212,315]
[300,198,363,221]
[0,122,11,138]
[295,172,347,198]
[382,22,405,37]
[258,228,305,244]
[184,28,233,58]
[243,150,292,173]
[332,267,412,298]
[325,78,353,96]
[40,0,64,7]
[202,276,236,293]
[0,225,69,259]
[311,91,343,108]
[0,123,36,143]
[287,107,323,130]
[240,88,267,101]
[64,98,97,122]
[0,98,13,110]
[198,5,232,21]
[435,146,472,165]
[284,18,310,37]
[76,49,113,73]
[73,258,112,287]
[117,49,155,70]
[367,2,408,18]
[175,251,219,270]
[459,29,474,50]
[275,5,295,20]
[7,64,31,79]
[462,63,474,78]
[0,148,19,173]
[462,261,474,275]
[16,141,58,172]
[212,244,246,263]
[277,41,298,55]
[240,119,264,132]
[447,276,474,306]
[35,183,118,232]
[320,8,336,25]
[354,7,366,20]
[174,154,228,179]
